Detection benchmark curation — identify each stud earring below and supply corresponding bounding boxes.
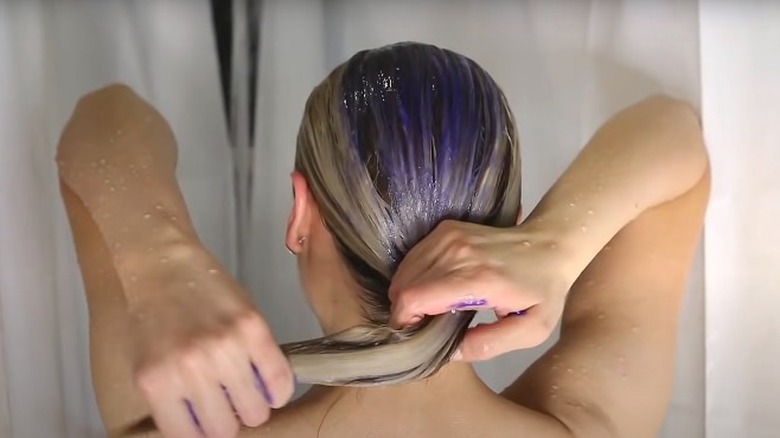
[286,236,307,255]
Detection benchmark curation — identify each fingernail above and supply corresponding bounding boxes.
[452,298,488,310]
[451,348,463,361]
[251,363,274,405]
[407,315,423,326]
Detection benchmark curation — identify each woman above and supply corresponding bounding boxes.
[57,43,709,438]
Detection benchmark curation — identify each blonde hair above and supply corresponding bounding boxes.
[281,42,521,386]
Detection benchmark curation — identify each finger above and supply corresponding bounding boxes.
[390,275,490,327]
[213,351,270,427]
[390,272,526,328]
[389,220,467,301]
[188,371,240,438]
[146,393,203,438]
[389,237,444,302]
[247,352,294,409]
[454,309,553,362]
[239,313,295,409]
[136,366,202,438]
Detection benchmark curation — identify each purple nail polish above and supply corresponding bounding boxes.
[509,309,528,316]
[185,399,201,428]
[452,298,488,309]
[221,384,238,413]
[251,362,274,405]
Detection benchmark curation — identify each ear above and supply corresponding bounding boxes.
[286,171,313,254]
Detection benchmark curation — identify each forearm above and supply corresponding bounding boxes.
[56,84,203,297]
[523,95,708,277]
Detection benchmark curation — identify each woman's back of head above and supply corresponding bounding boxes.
[287,42,521,385]
[296,42,521,320]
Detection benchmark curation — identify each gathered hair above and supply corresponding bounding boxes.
[280,42,522,386]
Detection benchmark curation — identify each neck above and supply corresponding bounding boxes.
[299,361,490,417]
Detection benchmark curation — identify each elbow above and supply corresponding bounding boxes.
[643,94,710,183]
[76,82,137,106]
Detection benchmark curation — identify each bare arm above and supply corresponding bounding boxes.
[56,84,201,304]
[520,95,708,282]
[58,84,294,438]
[502,96,710,437]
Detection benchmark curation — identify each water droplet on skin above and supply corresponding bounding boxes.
[597,313,605,320]
[207,269,219,275]
[90,162,98,168]
[549,243,557,250]
[580,226,587,232]
[130,275,138,282]
[580,367,588,374]
[109,186,116,192]
[568,202,575,207]
[551,384,559,390]
[117,129,123,136]
[550,394,557,399]
[587,209,594,215]
[143,213,151,219]
[566,368,573,374]
[603,245,612,251]
[160,257,169,264]
[521,240,531,247]
[155,204,163,210]
[631,326,639,333]
[187,281,196,289]
[586,280,595,286]
[170,216,178,222]
[99,158,107,165]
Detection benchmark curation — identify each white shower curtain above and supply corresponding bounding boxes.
[0,1,777,437]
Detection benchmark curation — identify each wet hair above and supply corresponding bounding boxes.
[281,42,521,386]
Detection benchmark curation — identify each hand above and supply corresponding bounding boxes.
[126,244,294,438]
[389,220,580,362]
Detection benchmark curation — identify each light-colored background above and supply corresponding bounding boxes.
[0,1,777,437]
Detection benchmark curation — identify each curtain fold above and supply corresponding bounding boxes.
[700,2,780,437]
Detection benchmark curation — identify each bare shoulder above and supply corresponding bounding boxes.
[502,168,711,438]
